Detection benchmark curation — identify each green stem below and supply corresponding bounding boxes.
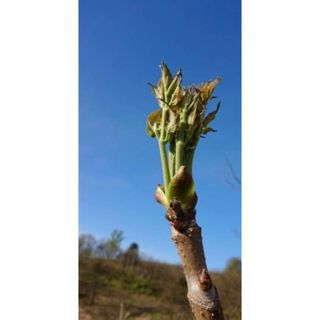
[175,110,187,173]
[175,141,184,173]
[158,140,170,192]
[185,148,195,173]
[169,142,175,179]
[159,107,170,192]
[160,107,168,141]
[185,136,199,173]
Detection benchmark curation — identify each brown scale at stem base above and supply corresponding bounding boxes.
[166,200,225,320]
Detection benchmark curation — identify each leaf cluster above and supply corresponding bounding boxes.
[146,63,222,207]
[147,62,221,147]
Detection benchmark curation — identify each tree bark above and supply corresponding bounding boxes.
[167,204,224,320]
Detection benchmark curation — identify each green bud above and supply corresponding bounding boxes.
[166,166,196,210]
[155,184,169,208]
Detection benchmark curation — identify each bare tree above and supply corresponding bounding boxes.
[146,63,225,319]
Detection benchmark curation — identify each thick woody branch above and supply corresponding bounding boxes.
[166,202,224,320]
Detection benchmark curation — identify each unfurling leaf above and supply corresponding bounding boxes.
[202,102,220,128]
[169,84,184,109]
[148,82,162,101]
[160,62,173,88]
[196,77,222,103]
[201,127,217,135]
[146,109,162,137]
[167,69,182,99]
[187,105,198,126]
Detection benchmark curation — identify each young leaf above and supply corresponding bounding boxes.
[160,62,173,88]
[202,101,221,128]
[201,127,217,135]
[167,69,182,98]
[146,109,162,137]
[196,77,222,103]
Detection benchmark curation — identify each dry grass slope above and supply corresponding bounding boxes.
[79,257,241,320]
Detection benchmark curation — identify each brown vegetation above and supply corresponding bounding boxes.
[79,255,241,320]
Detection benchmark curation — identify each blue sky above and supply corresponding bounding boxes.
[79,0,241,271]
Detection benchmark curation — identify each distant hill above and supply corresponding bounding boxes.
[79,256,241,320]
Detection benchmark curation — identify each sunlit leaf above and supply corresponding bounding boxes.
[196,77,222,103]
[146,109,162,137]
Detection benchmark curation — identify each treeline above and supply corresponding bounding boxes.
[79,230,241,273]
[79,230,140,268]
